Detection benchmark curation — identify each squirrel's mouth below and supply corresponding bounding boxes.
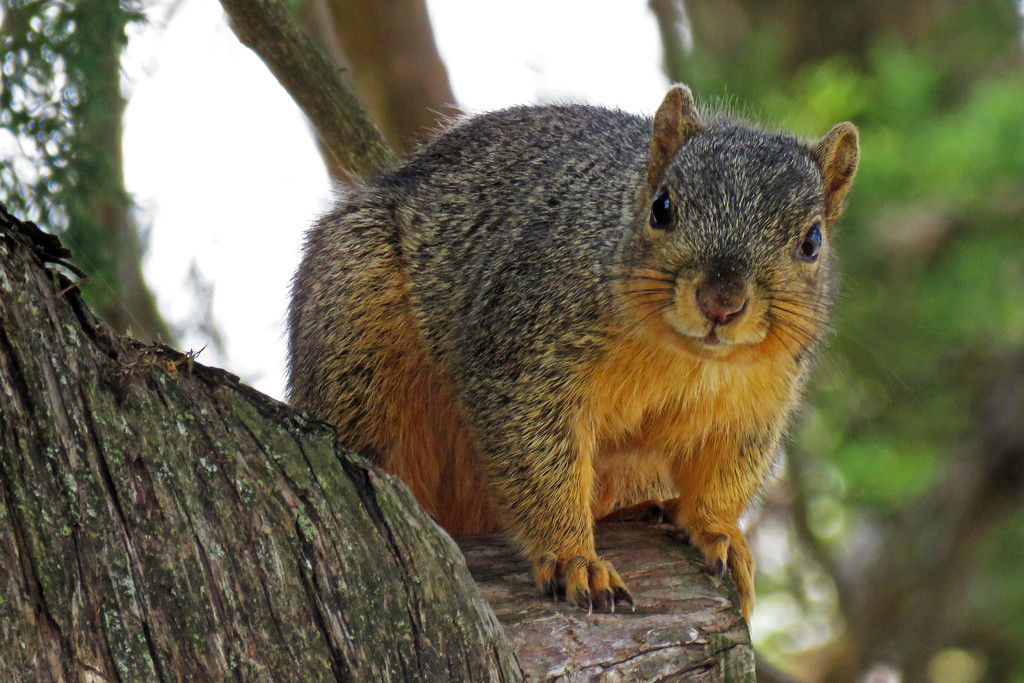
[702,329,726,347]
[670,316,769,355]
[668,326,739,353]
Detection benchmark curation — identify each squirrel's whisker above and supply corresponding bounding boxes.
[622,301,674,339]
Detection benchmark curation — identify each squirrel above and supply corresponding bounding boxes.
[287,84,859,621]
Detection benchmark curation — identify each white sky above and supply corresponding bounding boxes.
[122,0,670,400]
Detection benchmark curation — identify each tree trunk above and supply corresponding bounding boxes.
[31,0,172,343]
[0,204,520,681]
[0,202,756,680]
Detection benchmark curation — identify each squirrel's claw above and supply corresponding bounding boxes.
[683,524,756,621]
[536,552,560,600]
[613,584,635,612]
[574,588,594,614]
[534,553,632,614]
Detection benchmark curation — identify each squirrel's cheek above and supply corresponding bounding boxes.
[666,282,708,331]
[724,299,774,346]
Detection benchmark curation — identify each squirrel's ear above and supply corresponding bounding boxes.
[648,84,701,190]
[813,122,860,226]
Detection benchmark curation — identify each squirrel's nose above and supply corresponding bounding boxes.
[696,284,748,325]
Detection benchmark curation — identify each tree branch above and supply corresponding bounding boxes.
[648,0,691,84]
[319,0,459,155]
[461,524,755,681]
[218,0,397,179]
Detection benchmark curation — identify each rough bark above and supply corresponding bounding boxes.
[461,523,755,682]
[0,204,519,681]
[218,0,397,180]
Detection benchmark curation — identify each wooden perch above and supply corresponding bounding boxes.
[460,524,754,681]
[0,204,753,680]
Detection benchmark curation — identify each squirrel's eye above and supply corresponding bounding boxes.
[650,190,672,229]
[799,222,823,261]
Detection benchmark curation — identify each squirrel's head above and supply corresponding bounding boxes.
[620,84,859,364]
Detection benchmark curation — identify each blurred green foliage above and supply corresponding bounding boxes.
[2,0,141,222]
[977,506,1024,673]
[798,56,1024,500]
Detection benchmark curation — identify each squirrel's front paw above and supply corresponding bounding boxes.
[687,527,755,621]
[533,552,634,613]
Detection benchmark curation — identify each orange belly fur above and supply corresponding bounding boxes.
[581,325,799,518]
